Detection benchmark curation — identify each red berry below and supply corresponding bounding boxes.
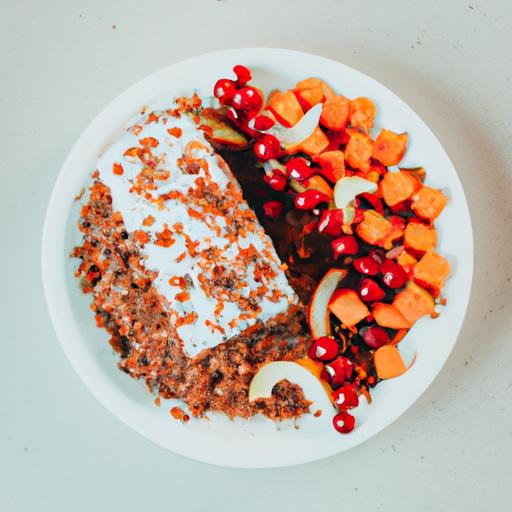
[324,356,354,387]
[213,79,237,104]
[352,208,365,224]
[353,256,380,275]
[332,384,359,410]
[369,248,385,265]
[331,235,359,258]
[358,192,384,214]
[233,64,252,85]
[332,410,356,434]
[254,134,282,160]
[389,215,406,231]
[263,172,287,191]
[252,115,275,131]
[380,259,407,289]
[232,86,263,112]
[357,278,386,303]
[308,336,339,362]
[317,209,344,237]
[362,325,391,349]
[262,200,284,219]
[294,189,330,210]
[286,157,315,181]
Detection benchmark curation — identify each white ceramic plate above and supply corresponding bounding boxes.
[42,48,473,468]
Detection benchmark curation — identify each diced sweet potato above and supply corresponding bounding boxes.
[345,129,374,172]
[413,251,451,292]
[404,222,437,252]
[313,150,345,181]
[356,210,393,246]
[349,97,376,132]
[297,126,330,156]
[294,87,324,111]
[328,289,369,327]
[400,167,426,183]
[372,129,408,166]
[381,171,420,206]
[411,186,448,221]
[397,250,417,274]
[303,175,333,198]
[296,77,335,100]
[393,281,435,324]
[373,303,411,329]
[267,90,304,127]
[374,345,407,379]
[320,96,350,131]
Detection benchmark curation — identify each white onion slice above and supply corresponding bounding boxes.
[334,176,378,209]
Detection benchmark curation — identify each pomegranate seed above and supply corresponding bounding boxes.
[332,384,359,410]
[262,200,283,219]
[332,410,355,434]
[308,336,339,362]
[317,209,344,237]
[294,189,330,210]
[232,86,263,112]
[358,278,386,303]
[252,115,275,131]
[213,79,237,105]
[254,134,282,160]
[363,325,391,349]
[389,215,406,231]
[233,64,251,85]
[353,256,380,275]
[324,356,354,387]
[359,192,384,214]
[286,157,315,181]
[352,208,365,224]
[263,172,287,191]
[380,259,407,288]
[331,235,359,258]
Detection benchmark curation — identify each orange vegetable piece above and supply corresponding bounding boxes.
[356,210,393,246]
[413,251,451,292]
[303,175,333,198]
[294,87,324,111]
[372,129,408,166]
[267,90,304,127]
[320,96,350,131]
[112,162,124,176]
[404,222,437,252]
[374,345,407,379]
[294,126,330,156]
[345,129,374,172]
[373,303,411,329]
[296,77,335,100]
[381,171,420,206]
[313,150,345,181]
[393,281,435,324]
[397,250,417,273]
[328,289,369,327]
[411,186,448,220]
[349,97,376,132]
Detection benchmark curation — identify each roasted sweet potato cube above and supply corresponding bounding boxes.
[393,281,435,324]
[374,345,407,379]
[328,289,369,327]
[413,250,451,292]
[356,210,393,246]
[381,171,420,206]
[373,303,411,329]
[349,97,376,132]
[267,90,304,127]
[345,129,374,172]
[313,150,345,181]
[411,186,448,221]
[320,96,350,131]
[404,222,437,252]
[372,129,408,166]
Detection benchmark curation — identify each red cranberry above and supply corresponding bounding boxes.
[353,256,380,275]
[332,384,359,410]
[286,157,315,181]
[263,172,287,191]
[332,410,355,434]
[262,200,283,219]
[331,235,359,258]
[363,325,391,349]
[294,189,330,210]
[380,259,407,289]
[317,209,344,237]
[232,86,263,112]
[233,64,251,85]
[254,134,282,160]
[252,115,275,131]
[324,356,354,387]
[308,336,339,361]
[358,278,386,302]
[213,79,237,105]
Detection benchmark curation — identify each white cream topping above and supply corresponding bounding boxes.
[95,103,297,357]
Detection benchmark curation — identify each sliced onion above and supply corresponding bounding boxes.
[262,158,286,177]
[386,245,405,259]
[334,176,378,209]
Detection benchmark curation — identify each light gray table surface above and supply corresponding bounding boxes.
[1,1,511,510]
